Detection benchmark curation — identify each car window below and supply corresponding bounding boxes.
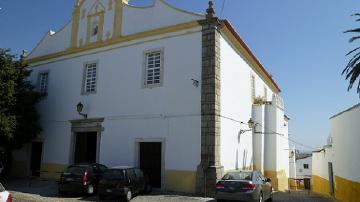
[222,172,253,181]
[0,183,5,192]
[135,169,144,179]
[127,169,136,181]
[64,166,87,175]
[103,169,125,180]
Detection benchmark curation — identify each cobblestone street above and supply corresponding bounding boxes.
[4,178,337,202]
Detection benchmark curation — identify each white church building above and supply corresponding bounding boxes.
[11,0,290,195]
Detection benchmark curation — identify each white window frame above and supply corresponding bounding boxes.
[82,61,99,95]
[142,48,164,88]
[37,70,49,95]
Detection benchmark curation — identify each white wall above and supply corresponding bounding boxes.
[219,33,277,171]
[296,156,312,178]
[28,29,203,171]
[312,147,334,180]
[28,0,204,59]
[330,104,360,182]
[122,0,203,36]
[289,145,296,179]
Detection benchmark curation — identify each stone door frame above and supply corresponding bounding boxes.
[69,118,104,164]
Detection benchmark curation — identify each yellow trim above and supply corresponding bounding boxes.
[113,0,123,38]
[264,170,288,191]
[220,26,280,94]
[312,175,330,196]
[70,7,81,48]
[165,170,197,193]
[86,11,105,45]
[27,21,201,64]
[40,163,67,179]
[334,175,360,202]
[108,0,113,11]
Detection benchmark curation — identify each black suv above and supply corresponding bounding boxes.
[98,166,151,201]
[58,163,107,196]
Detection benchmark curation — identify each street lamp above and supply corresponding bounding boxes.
[76,102,88,119]
[239,118,255,135]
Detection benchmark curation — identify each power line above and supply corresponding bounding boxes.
[220,0,226,18]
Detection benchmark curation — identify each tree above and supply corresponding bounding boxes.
[0,49,42,152]
[343,13,360,96]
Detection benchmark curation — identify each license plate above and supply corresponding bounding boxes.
[65,178,74,181]
[106,189,112,193]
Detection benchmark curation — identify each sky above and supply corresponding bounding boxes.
[0,0,359,150]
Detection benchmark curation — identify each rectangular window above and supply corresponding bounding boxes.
[83,62,98,94]
[144,50,163,88]
[304,164,309,169]
[38,72,49,94]
[251,75,255,101]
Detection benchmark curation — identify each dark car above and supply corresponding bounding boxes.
[215,170,273,202]
[58,163,107,196]
[98,166,151,201]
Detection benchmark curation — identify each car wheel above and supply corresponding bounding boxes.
[87,184,94,195]
[125,189,132,201]
[259,192,263,202]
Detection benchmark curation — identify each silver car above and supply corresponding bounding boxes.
[215,170,273,202]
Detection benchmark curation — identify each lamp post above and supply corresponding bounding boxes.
[76,102,88,119]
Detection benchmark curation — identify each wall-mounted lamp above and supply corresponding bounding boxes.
[76,102,88,119]
[191,79,199,87]
[239,118,255,135]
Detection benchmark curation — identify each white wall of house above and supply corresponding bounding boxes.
[330,104,360,183]
[312,146,333,181]
[219,33,279,171]
[296,156,312,178]
[28,29,203,171]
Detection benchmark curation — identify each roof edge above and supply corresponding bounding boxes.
[221,19,281,93]
[330,103,360,119]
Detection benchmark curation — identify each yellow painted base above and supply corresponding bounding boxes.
[10,160,28,177]
[334,175,360,202]
[312,175,330,196]
[264,170,288,191]
[40,163,67,179]
[165,170,197,193]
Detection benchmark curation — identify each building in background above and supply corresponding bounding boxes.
[10,0,290,195]
[312,103,360,202]
[296,153,312,189]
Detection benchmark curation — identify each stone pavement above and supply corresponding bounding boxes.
[273,190,338,202]
[3,178,338,202]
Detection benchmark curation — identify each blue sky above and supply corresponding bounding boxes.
[0,0,359,150]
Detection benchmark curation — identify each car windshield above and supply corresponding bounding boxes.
[103,169,125,180]
[64,166,87,175]
[0,183,5,192]
[222,172,253,181]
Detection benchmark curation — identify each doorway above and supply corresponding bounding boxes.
[139,142,162,188]
[30,142,43,176]
[74,132,97,164]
